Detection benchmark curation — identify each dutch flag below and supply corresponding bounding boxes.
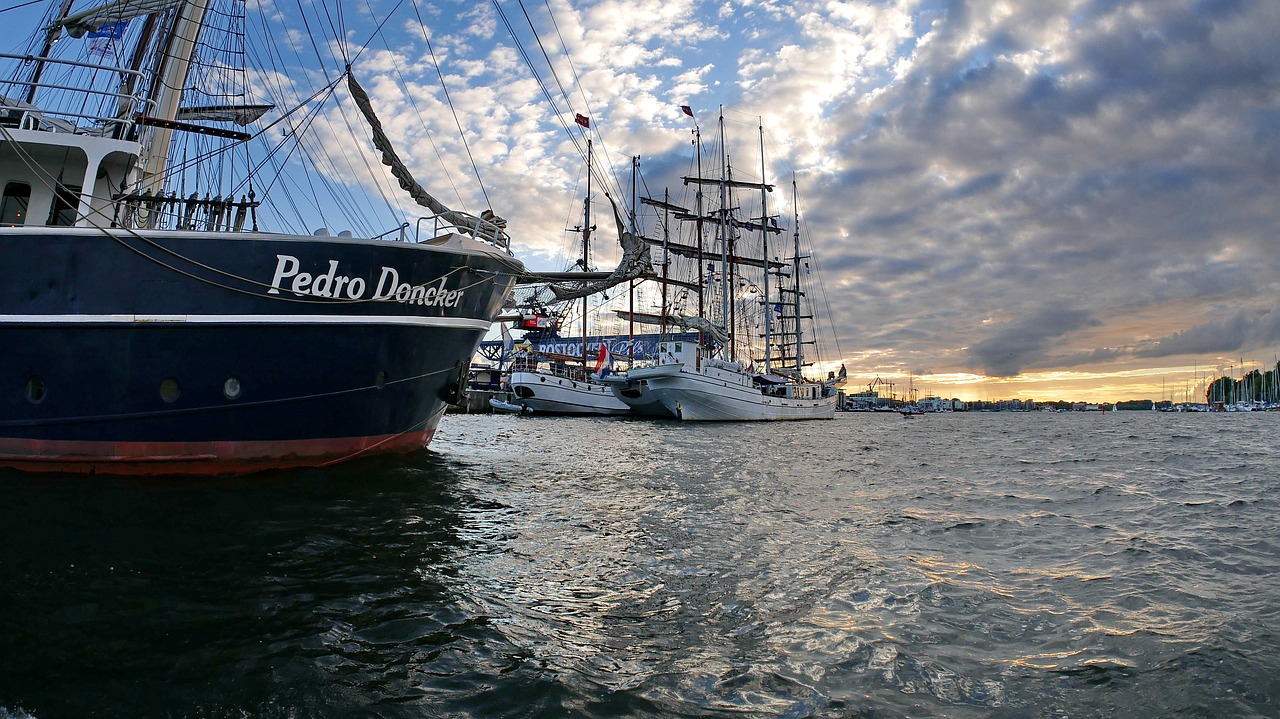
[593,344,613,378]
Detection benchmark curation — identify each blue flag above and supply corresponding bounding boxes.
[87,20,128,39]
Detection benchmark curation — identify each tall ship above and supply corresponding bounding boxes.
[506,141,639,416]
[598,189,705,419]
[0,0,523,474]
[629,113,843,421]
[506,315,630,417]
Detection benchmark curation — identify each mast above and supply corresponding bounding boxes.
[758,121,771,374]
[693,127,706,339]
[139,0,212,195]
[717,111,731,360]
[629,154,638,363]
[726,158,738,359]
[582,139,593,368]
[116,14,163,130]
[661,188,670,338]
[792,176,804,371]
[23,0,75,105]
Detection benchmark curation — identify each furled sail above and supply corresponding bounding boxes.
[548,192,653,301]
[346,72,509,245]
[176,104,274,125]
[56,0,185,38]
[672,313,729,344]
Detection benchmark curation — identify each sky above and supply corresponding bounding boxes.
[7,0,1280,402]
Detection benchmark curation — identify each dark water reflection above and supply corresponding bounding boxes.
[2,412,1280,718]
[0,455,540,718]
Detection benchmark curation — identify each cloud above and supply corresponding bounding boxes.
[206,0,1280,398]
[1139,300,1280,358]
[967,307,1101,377]
[1137,311,1253,358]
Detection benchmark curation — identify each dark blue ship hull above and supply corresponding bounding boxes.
[0,227,521,475]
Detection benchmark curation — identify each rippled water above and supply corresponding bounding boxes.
[2,411,1278,718]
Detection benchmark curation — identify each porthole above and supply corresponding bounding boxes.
[159,377,181,403]
[25,376,46,404]
[375,371,387,389]
[223,376,242,400]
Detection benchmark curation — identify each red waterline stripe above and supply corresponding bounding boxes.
[0,431,436,476]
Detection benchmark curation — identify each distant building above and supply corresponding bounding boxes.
[919,396,961,412]
[994,398,1034,412]
[842,390,884,411]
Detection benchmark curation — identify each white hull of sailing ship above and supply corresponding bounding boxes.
[508,368,630,415]
[631,347,836,421]
[503,136,650,418]
[621,112,842,422]
[601,375,675,417]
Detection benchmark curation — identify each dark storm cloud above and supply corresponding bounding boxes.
[966,307,1101,377]
[1137,311,1254,358]
[1139,301,1280,358]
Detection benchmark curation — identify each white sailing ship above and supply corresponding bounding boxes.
[629,113,842,421]
[507,141,632,416]
[508,347,629,416]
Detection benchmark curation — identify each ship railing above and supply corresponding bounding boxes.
[369,223,410,241]
[111,190,261,233]
[414,212,511,252]
[510,355,590,382]
[0,54,153,137]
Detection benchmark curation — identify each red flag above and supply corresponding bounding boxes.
[680,105,694,118]
[574,113,590,128]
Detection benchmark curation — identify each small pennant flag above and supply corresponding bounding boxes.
[574,113,590,128]
[680,105,694,118]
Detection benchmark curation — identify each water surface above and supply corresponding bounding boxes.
[2,411,1277,717]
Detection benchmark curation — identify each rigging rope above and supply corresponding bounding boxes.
[531,0,627,202]
[0,0,42,13]
[490,0,583,160]
[407,0,493,214]
[345,70,510,244]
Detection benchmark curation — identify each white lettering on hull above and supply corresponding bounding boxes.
[267,254,464,307]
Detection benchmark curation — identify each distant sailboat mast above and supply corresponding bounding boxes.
[694,126,706,342]
[629,154,638,363]
[661,188,671,337]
